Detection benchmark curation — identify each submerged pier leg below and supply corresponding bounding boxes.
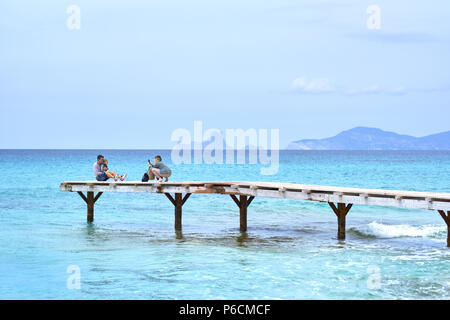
[240,195,248,232]
[87,192,94,222]
[77,191,103,223]
[438,210,450,247]
[174,193,182,231]
[230,195,255,232]
[165,193,191,231]
[328,202,353,240]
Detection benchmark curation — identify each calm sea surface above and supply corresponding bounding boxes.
[0,150,449,299]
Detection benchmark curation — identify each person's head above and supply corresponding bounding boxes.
[154,155,162,163]
[103,159,108,165]
[97,154,104,164]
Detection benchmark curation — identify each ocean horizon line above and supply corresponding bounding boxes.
[1,148,450,151]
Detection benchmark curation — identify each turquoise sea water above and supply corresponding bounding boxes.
[0,150,449,299]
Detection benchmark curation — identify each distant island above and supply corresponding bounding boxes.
[287,127,450,150]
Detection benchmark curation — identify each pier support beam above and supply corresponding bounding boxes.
[230,195,255,232]
[329,202,353,240]
[165,193,191,231]
[77,191,103,222]
[438,210,450,247]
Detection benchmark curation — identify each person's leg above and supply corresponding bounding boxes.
[105,170,126,181]
[104,170,116,180]
[105,171,116,179]
[151,168,163,181]
[108,170,118,177]
[96,172,109,181]
[160,172,171,182]
[106,170,123,181]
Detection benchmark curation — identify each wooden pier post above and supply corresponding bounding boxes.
[174,193,182,231]
[329,202,353,240]
[165,193,191,231]
[438,210,450,247]
[77,191,103,222]
[87,192,94,222]
[230,195,255,232]
[240,195,248,232]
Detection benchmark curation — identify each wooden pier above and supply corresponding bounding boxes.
[60,181,450,247]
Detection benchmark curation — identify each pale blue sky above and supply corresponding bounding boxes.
[1,0,449,148]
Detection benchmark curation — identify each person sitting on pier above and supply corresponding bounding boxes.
[93,155,126,182]
[94,155,108,181]
[101,158,127,181]
[148,155,172,182]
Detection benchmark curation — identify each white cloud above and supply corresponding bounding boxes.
[346,85,407,96]
[387,86,407,95]
[291,77,409,96]
[346,85,380,95]
[291,77,335,93]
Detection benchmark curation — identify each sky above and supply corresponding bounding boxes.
[1,0,449,149]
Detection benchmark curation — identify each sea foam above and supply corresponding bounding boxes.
[357,222,445,239]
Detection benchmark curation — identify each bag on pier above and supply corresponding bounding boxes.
[142,169,155,182]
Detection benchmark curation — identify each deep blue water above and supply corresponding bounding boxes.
[0,150,449,299]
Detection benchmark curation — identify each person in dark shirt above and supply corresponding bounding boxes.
[102,159,127,181]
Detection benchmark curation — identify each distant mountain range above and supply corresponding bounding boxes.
[287,127,450,150]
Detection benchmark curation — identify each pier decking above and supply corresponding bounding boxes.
[60,181,450,247]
